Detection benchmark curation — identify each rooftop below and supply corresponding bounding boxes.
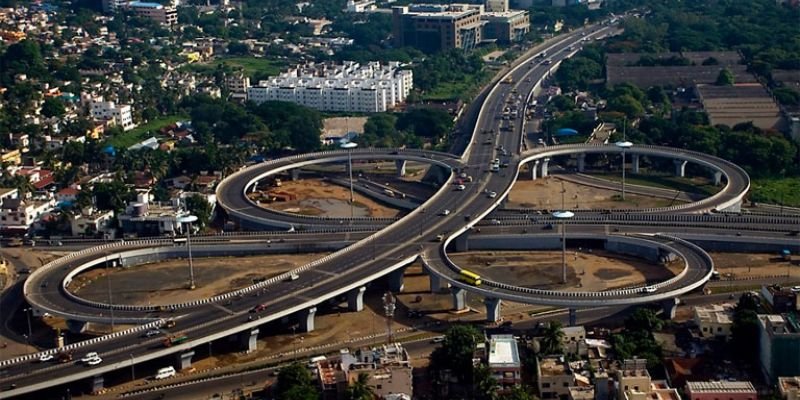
[540,357,569,376]
[488,335,520,367]
[128,2,165,9]
[686,381,756,393]
[694,304,734,324]
[779,377,800,393]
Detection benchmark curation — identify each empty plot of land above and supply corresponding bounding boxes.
[508,177,676,209]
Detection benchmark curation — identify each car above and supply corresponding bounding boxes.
[431,336,445,344]
[143,329,160,338]
[38,353,54,362]
[455,184,466,191]
[81,352,99,363]
[251,304,267,313]
[441,209,451,216]
[487,191,498,198]
[85,357,102,366]
[641,286,657,294]
[491,219,501,225]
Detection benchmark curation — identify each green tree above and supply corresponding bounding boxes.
[344,372,375,400]
[715,68,735,86]
[539,321,565,355]
[275,362,319,400]
[731,293,760,363]
[41,97,67,118]
[184,194,212,228]
[430,324,482,383]
[502,386,537,400]
[474,364,499,400]
[361,113,399,147]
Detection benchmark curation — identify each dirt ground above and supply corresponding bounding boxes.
[322,117,367,138]
[251,178,401,218]
[710,252,800,280]
[449,249,681,292]
[70,253,328,306]
[508,176,679,209]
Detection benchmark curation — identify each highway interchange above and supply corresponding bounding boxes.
[2,22,800,398]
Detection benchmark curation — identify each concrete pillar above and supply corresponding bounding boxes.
[530,160,539,180]
[485,298,502,323]
[429,273,448,293]
[631,154,640,174]
[175,350,195,371]
[541,158,550,178]
[66,320,87,334]
[89,374,104,394]
[673,159,687,177]
[451,287,467,311]
[454,232,469,252]
[395,159,407,177]
[661,298,679,320]
[291,169,300,181]
[251,181,258,193]
[388,267,406,292]
[712,171,723,186]
[577,154,586,173]
[347,286,366,312]
[299,307,317,332]
[568,308,577,327]
[241,329,259,353]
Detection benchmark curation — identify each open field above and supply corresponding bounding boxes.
[181,57,284,79]
[69,253,328,305]
[750,177,800,207]
[589,172,720,197]
[508,177,679,209]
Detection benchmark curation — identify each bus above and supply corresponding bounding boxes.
[459,270,482,286]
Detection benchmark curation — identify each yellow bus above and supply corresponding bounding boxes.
[459,270,482,286]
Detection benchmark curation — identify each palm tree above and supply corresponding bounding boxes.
[473,364,499,400]
[345,372,375,400]
[539,321,565,355]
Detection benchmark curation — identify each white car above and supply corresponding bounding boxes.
[38,353,54,362]
[641,286,657,294]
[488,191,498,198]
[441,209,451,216]
[85,357,103,366]
[455,185,466,191]
[81,352,99,363]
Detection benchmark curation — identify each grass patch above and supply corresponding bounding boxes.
[104,114,187,148]
[750,177,800,207]
[591,172,720,197]
[422,71,492,102]
[181,57,284,79]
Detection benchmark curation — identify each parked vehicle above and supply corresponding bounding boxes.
[155,366,176,380]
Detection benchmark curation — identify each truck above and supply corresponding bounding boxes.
[163,334,189,347]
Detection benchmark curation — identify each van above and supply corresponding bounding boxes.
[286,273,300,281]
[155,366,176,380]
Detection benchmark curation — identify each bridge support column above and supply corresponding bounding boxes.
[251,181,259,193]
[66,320,87,334]
[712,171,722,186]
[451,287,467,311]
[395,159,407,177]
[429,273,448,293]
[485,298,502,323]
[568,308,577,327]
[632,154,640,174]
[661,298,679,320]
[89,374,104,394]
[530,160,539,180]
[454,232,469,252]
[541,158,550,178]
[673,159,687,177]
[347,286,366,312]
[175,350,195,371]
[299,307,317,332]
[577,154,586,172]
[291,169,300,181]
[389,267,407,292]
[241,329,259,353]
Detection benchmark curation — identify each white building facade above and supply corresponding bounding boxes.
[247,61,413,113]
[91,97,135,131]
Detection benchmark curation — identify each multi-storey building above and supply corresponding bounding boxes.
[392,4,484,52]
[125,2,178,25]
[538,357,575,399]
[779,376,800,400]
[694,304,735,339]
[488,335,522,395]
[90,97,135,131]
[247,61,413,113]
[759,314,800,383]
[101,0,127,13]
[0,198,55,231]
[483,10,530,44]
[686,381,757,400]
[485,0,509,12]
[618,359,681,400]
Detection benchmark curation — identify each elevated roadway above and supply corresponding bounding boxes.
[0,22,768,398]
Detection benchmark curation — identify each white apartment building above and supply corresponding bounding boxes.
[694,304,735,339]
[0,198,55,231]
[90,97,135,131]
[247,61,413,113]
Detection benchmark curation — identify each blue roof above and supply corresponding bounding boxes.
[556,128,579,136]
[129,1,163,8]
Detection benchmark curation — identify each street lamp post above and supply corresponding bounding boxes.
[340,141,358,220]
[615,140,633,201]
[553,181,574,284]
[177,215,198,290]
[24,307,33,350]
[129,353,135,381]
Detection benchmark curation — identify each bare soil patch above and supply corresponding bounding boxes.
[508,177,677,209]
